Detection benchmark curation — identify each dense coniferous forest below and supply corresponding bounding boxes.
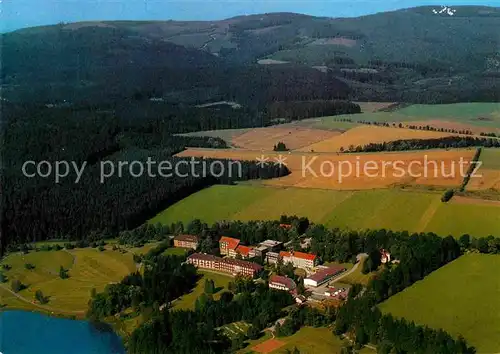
[0,102,292,254]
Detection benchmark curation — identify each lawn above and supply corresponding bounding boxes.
[151,185,500,237]
[0,244,156,315]
[171,270,233,310]
[163,247,189,256]
[380,254,500,353]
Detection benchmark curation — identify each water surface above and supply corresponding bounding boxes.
[0,310,125,354]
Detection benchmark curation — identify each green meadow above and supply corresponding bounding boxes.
[0,243,158,315]
[380,254,500,353]
[171,270,233,311]
[480,148,500,170]
[150,185,500,237]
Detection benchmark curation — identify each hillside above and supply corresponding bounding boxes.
[1,6,499,104]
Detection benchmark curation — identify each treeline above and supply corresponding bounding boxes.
[87,254,198,319]
[128,286,294,353]
[459,148,482,192]
[343,136,500,153]
[3,155,288,249]
[334,233,475,353]
[266,100,360,120]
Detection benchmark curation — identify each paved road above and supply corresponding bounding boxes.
[331,253,368,284]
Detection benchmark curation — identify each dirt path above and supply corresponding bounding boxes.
[416,198,441,232]
[0,283,85,315]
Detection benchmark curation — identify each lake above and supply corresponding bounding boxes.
[0,310,125,354]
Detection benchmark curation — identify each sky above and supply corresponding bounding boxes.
[1,0,499,32]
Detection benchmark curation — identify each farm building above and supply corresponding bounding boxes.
[187,253,262,277]
[280,250,318,269]
[304,265,346,287]
[173,234,199,249]
[268,274,297,292]
[219,236,240,256]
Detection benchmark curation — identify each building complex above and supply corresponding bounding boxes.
[187,253,263,277]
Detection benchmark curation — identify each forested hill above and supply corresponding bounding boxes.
[1,6,499,104]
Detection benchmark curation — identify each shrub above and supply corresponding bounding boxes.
[11,279,25,293]
[441,189,454,202]
[35,290,49,304]
[24,263,36,270]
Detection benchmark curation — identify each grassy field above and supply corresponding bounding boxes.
[0,243,158,315]
[380,254,500,353]
[480,148,500,170]
[149,185,272,225]
[298,103,500,132]
[150,185,500,237]
[171,270,233,310]
[423,201,500,237]
[240,326,374,354]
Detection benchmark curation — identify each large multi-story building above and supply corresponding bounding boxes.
[280,251,318,269]
[173,234,199,249]
[187,253,263,277]
[268,274,297,292]
[219,236,240,256]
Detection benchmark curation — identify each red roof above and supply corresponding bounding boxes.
[236,245,253,256]
[280,251,317,262]
[279,224,292,229]
[306,266,346,282]
[269,274,297,289]
[219,236,240,250]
